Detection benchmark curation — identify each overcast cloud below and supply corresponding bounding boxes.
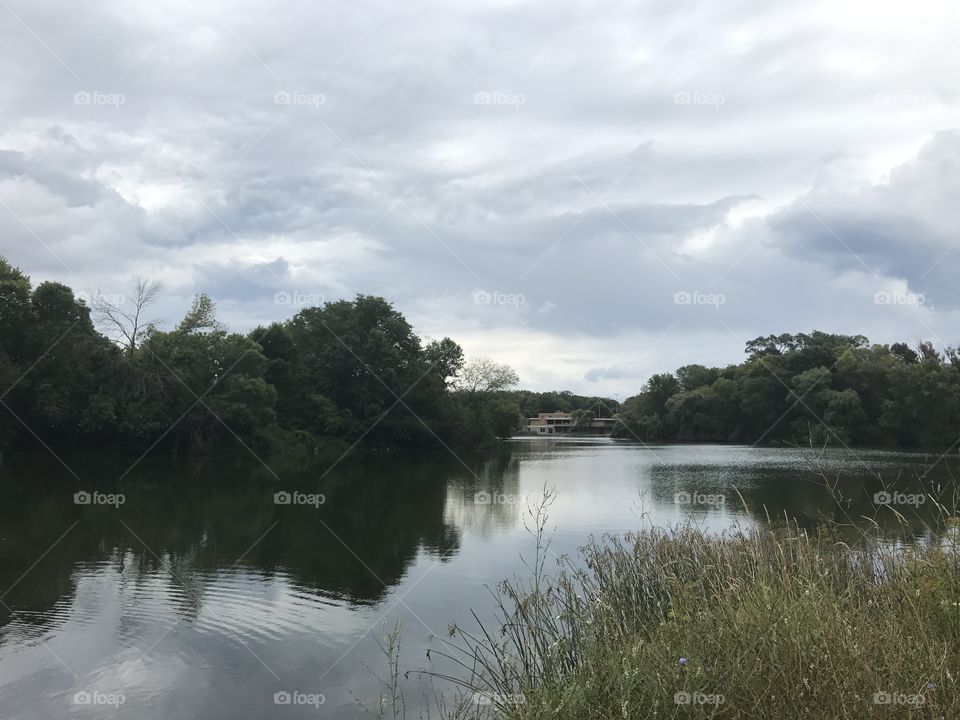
[2,0,959,395]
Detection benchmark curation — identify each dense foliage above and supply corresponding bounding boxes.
[0,259,533,457]
[614,331,960,447]
[511,390,619,418]
[7,257,954,457]
[439,515,960,720]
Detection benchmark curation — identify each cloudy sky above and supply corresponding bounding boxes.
[2,0,959,396]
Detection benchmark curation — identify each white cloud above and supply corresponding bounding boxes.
[1,0,959,394]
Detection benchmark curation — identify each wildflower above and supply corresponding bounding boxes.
[927,682,936,689]
[679,658,687,666]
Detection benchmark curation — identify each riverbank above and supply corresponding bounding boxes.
[438,516,959,719]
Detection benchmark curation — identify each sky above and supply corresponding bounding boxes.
[1,0,959,397]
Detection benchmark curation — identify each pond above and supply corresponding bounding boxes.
[0,440,955,718]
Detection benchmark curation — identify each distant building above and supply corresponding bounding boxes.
[525,411,617,436]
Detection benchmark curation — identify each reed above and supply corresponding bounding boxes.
[424,491,960,719]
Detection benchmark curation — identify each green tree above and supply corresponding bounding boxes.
[424,338,465,387]
[176,293,225,334]
[121,296,276,452]
[676,364,720,392]
[278,296,443,445]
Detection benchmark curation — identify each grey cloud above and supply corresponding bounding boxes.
[2,0,960,393]
[769,131,960,308]
[584,365,648,383]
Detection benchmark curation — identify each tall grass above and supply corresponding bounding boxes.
[424,493,959,719]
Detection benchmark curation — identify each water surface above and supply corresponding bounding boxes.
[1,440,955,718]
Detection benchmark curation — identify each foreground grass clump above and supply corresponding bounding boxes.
[436,521,959,719]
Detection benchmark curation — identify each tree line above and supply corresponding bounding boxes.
[0,259,524,457]
[614,331,960,447]
[0,259,614,459]
[10,258,946,456]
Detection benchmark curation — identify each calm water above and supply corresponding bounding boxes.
[0,440,956,719]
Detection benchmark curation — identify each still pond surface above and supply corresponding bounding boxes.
[0,439,955,718]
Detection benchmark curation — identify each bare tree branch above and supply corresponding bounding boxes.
[92,277,163,356]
